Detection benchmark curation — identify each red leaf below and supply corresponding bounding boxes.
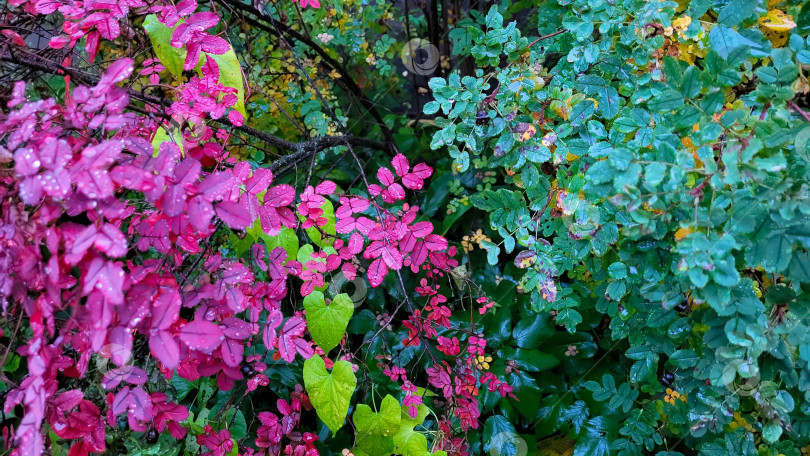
[86,12,121,40]
[245,168,272,194]
[221,317,251,339]
[149,331,179,369]
[392,154,410,176]
[315,180,336,195]
[424,234,447,251]
[187,196,214,230]
[377,167,395,186]
[199,171,236,202]
[412,162,433,178]
[367,257,388,288]
[401,173,425,190]
[112,387,131,416]
[129,387,152,421]
[186,11,219,29]
[221,339,244,367]
[381,245,403,270]
[1,29,26,47]
[179,319,224,354]
[216,201,252,229]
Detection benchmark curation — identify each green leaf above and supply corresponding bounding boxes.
[511,313,555,348]
[762,422,783,443]
[304,199,336,247]
[151,125,185,157]
[799,0,810,35]
[303,355,357,435]
[354,395,401,455]
[207,48,247,118]
[680,66,703,98]
[669,349,699,368]
[224,409,247,439]
[717,0,757,27]
[709,26,752,60]
[143,15,185,78]
[304,291,354,353]
[574,417,610,456]
[499,347,560,372]
[485,6,503,29]
[484,416,525,456]
[393,404,437,456]
[647,89,684,112]
[607,281,626,300]
[253,225,299,263]
[570,99,595,127]
[794,125,810,164]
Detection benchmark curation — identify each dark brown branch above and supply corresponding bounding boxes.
[213,0,398,154]
[1,51,388,172]
[528,29,567,48]
[788,100,810,123]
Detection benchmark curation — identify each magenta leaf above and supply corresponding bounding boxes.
[149,331,180,369]
[96,57,133,90]
[315,180,336,195]
[216,201,253,229]
[424,234,448,251]
[221,339,244,367]
[392,154,410,176]
[179,319,224,354]
[367,257,388,288]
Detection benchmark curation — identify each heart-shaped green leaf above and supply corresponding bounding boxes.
[304,291,353,353]
[304,355,356,435]
[354,395,401,455]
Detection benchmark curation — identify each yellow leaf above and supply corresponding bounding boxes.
[537,434,575,456]
[672,16,692,33]
[674,227,693,241]
[514,123,537,142]
[760,10,794,47]
[759,10,795,32]
[541,132,558,147]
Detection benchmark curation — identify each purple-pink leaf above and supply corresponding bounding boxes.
[392,154,409,176]
[221,339,244,367]
[315,180,336,195]
[179,319,224,354]
[149,330,179,369]
[367,257,387,288]
[216,201,253,229]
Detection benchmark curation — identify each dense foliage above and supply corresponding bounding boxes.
[1,0,810,455]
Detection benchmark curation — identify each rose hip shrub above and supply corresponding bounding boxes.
[0,1,516,456]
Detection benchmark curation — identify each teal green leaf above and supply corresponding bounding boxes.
[717,0,757,27]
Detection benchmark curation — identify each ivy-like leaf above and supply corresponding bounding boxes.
[304,291,354,353]
[304,355,357,435]
[354,395,401,455]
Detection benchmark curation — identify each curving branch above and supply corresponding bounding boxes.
[0,50,388,174]
[213,0,398,154]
